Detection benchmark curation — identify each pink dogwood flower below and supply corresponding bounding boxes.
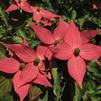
[53,20,101,88]
[30,19,69,46]
[31,6,60,26]
[4,0,33,13]
[0,42,52,101]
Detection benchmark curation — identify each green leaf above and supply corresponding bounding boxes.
[0,76,12,97]
[51,61,62,101]
[16,29,26,39]
[0,11,8,26]
[0,44,6,54]
[71,10,77,20]
[12,36,23,44]
[0,52,6,58]
[77,18,85,29]
[29,40,41,48]
[0,44,6,58]
[88,61,98,73]
[0,94,14,101]
[73,83,82,101]
[0,26,6,34]
[88,61,101,78]
[91,97,101,101]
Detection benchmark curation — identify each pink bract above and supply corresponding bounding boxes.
[81,30,98,44]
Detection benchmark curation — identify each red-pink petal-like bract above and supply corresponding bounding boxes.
[13,71,30,101]
[36,45,47,60]
[4,43,36,63]
[68,56,86,88]
[80,44,101,60]
[44,47,53,61]
[0,58,20,73]
[64,20,81,48]
[18,63,39,86]
[32,12,42,23]
[33,72,52,87]
[54,42,73,60]
[19,0,33,13]
[53,19,69,40]
[30,24,54,44]
[36,45,52,61]
[40,9,59,20]
[81,30,97,44]
[4,4,18,12]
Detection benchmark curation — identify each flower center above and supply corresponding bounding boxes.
[20,63,25,70]
[34,57,40,65]
[54,40,59,45]
[74,48,80,57]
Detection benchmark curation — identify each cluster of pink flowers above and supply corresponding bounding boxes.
[3,0,60,26]
[30,20,101,88]
[0,0,101,101]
